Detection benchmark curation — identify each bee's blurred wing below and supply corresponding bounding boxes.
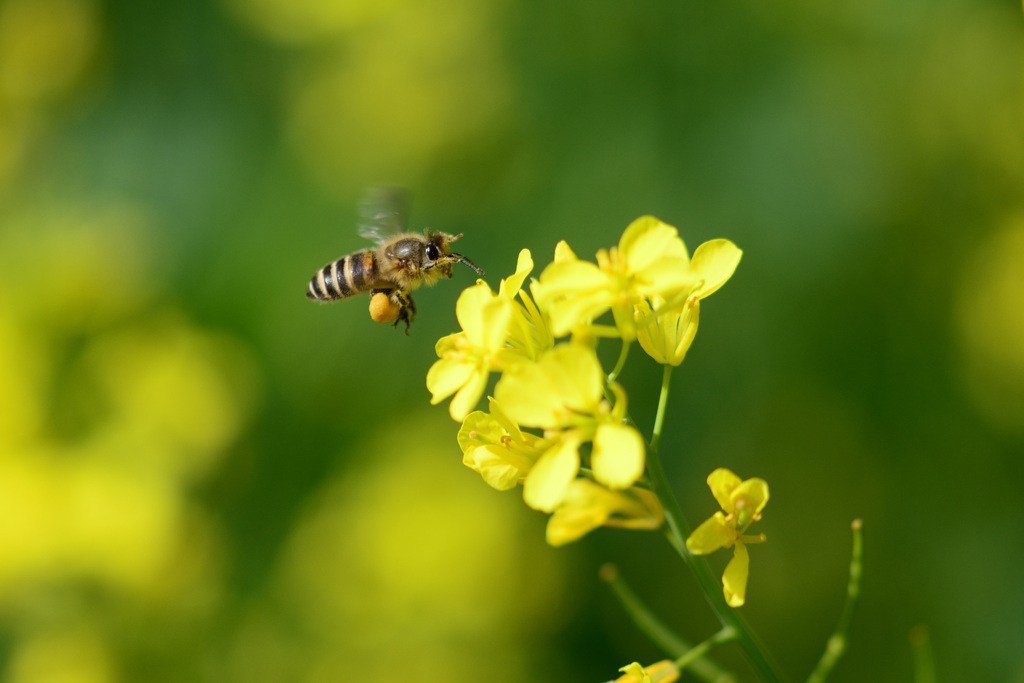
[358,186,411,243]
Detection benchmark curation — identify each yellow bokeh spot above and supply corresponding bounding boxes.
[0,308,48,449]
[254,412,568,682]
[0,207,155,331]
[0,206,254,650]
[0,0,98,108]
[7,627,114,683]
[83,313,258,481]
[283,0,512,190]
[957,217,1024,432]
[222,0,400,45]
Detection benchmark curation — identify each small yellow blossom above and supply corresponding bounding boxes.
[635,238,742,366]
[634,295,699,367]
[458,398,548,491]
[499,249,554,362]
[533,216,696,340]
[546,479,663,546]
[427,281,512,420]
[612,660,681,683]
[494,344,645,512]
[685,468,768,607]
[428,250,555,421]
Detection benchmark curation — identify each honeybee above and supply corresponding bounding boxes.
[306,189,484,333]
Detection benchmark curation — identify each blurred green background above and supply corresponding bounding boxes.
[1,0,1022,680]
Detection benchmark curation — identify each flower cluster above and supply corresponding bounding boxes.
[427,216,753,562]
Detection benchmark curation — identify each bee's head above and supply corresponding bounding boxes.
[425,232,485,277]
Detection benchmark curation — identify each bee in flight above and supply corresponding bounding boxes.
[306,188,485,333]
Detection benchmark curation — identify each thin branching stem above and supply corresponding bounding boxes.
[608,339,632,384]
[647,363,786,683]
[675,626,738,674]
[599,564,737,683]
[807,519,864,683]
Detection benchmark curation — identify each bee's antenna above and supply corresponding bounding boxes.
[451,253,485,276]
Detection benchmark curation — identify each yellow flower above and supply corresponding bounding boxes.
[685,468,768,607]
[499,249,554,362]
[494,344,645,512]
[428,250,555,421]
[634,295,699,367]
[635,238,742,366]
[532,216,696,340]
[458,398,548,491]
[612,660,681,683]
[427,281,512,420]
[546,479,663,546]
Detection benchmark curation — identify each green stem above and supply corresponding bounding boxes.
[675,627,738,674]
[909,626,936,683]
[807,520,864,683]
[600,564,737,683]
[647,364,786,683]
[608,339,632,384]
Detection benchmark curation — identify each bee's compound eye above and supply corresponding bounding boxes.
[369,292,401,324]
[425,243,441,261]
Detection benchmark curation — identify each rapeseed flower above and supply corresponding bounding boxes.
[546,479,663,546]
[427,281,512,420]
[458,398,547,491]
[494,344,645,512]
[499,249,554,362]
[635,238,742,366]
[532,216,696,340]
[427,250,553,420]
[612,660,681,683]
[685,468,768,607]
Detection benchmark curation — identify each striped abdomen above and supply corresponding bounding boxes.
[306,251,379,301]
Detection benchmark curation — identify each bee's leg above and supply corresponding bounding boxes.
[391,290,416,335]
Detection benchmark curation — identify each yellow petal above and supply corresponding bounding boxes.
[455,281,493,339]
[485,397,522,441]
[434,332,460,357]
[449,368,489,420]
[457,410,504,451]
[618,216,689,273]
[633,257,694,296]
[615,662,652,683]
[643,660,681,683]
[615,661,680,683]
[522,438,580,512]
[685,512,734,555]
[690,239,742,299]
[426,357,476,404]
[707,467,742,514]
[495,344,603,429]
[671,300,699,363]
[457,282,512,351]
[463,444,528,491]
[545,479,615,546]
[733,477,769,516]
[636,298,699,367]
[722,542,750,607]
[546,291,613,336]
[481,298,514,352]
[591,423,645,490]
[498,248,534,297]
[534,260,608,302]
[732,477,769,530]
[547,344,604,414]
[547,481,663,546]
[554,240,578,263]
